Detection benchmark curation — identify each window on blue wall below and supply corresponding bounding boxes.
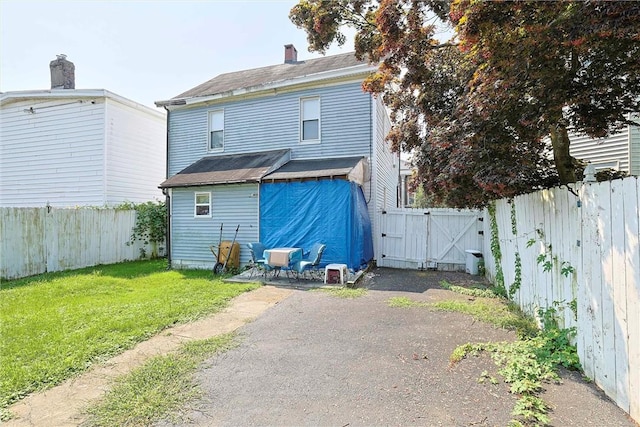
[300,97,320,142]
[208,110,224,151]
[194,192,211,217]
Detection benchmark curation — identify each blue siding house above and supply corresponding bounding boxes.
[156,45,397,271]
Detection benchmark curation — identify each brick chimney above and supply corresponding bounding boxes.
[50,54,75,89]
[284,44,298,64]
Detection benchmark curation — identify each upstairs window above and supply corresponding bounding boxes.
[194,192,211,217]
[300,97,320,142]
[208,110,224,151]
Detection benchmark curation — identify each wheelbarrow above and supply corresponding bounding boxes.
[209,224,240,274]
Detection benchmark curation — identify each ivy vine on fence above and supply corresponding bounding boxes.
[124,201,167,258]
[487,201,506,297]
[509,200,522,299]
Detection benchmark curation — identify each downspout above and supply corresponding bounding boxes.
[163,106,171,269]
[367,94,373,204]
[397,151,401,208]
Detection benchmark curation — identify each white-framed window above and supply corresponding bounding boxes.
[208,110,224,151]
[194,192,211,217]
[300,97,320,142]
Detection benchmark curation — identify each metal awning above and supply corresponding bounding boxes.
[159,149,290,188]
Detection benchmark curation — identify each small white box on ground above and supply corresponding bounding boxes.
[324,263,348,285]
[465,250,483,275]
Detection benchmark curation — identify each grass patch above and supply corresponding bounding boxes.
[84,333,238,427]
[0,260,258,415]
[439,280,500,298]
[387,295,537,336]
[315,287,367,298]
[387,296,429,308]
[430,299,537,336]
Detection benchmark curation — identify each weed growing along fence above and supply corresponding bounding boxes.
[0,207,159,280]
[482,176,640,423]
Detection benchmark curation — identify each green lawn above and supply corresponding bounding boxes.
[0,260,259,412]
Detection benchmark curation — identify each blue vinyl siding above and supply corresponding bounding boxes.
[170,184,259,268]
[167,81,372,175]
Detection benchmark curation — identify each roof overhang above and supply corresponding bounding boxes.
[0,89,165,118]
[159,149,291,188]
[261,156,370,186]
[155,63,377,108]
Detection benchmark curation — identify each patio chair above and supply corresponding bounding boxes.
[292,243,326,280]
[247,242,272,279]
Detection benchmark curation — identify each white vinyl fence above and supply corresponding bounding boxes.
[378,208,483,270]
[482,176,639,422]
[0,208,151,280]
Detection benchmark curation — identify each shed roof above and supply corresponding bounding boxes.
[262,156,367,184]
[156,52,371,106]
[159,153,369,188]
[159,149,290,188]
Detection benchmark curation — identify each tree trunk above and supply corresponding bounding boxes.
[549,123,577,184]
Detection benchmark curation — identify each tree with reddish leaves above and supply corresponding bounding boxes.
[290,0,640,207]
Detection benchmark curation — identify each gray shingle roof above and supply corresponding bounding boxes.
[263,156,365,182]
[159,153,368,188]
[168,52,368,102]
[159,149,290,188]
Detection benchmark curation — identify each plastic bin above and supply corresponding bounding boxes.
[465,250,483,275]
[324,263,348,285]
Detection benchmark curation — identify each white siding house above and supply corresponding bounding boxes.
[570,120,640,176]
[0,89,166,207]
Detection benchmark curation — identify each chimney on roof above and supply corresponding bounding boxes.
[284,44,298,64]
[50,54,75,89]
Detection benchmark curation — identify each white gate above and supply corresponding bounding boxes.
[378,208,483,270]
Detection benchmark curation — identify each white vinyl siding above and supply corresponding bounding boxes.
[300,97,320,142]
[0,98,106,207]
[629,119,640,176]
[208,110,224,151]
[569,128,631,173]
[104,98,166,204]
[0,93,165,208]
[194,192,211,217]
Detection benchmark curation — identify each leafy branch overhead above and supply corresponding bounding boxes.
[290,0,640,208]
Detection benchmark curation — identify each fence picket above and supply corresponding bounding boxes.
[482,176,640,423]
[596,181,617,401]
[623,178,640,421]
[0,208,148,280]
[610,179,629,411]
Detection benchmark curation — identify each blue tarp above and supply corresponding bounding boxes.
[260,180,373,271]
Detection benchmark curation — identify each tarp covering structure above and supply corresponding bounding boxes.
[260,180,373,271]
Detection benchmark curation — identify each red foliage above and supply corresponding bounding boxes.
[291,0,640,207]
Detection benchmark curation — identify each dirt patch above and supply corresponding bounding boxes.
[5,286,293,427]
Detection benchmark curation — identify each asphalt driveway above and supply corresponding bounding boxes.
[161,268,636,427]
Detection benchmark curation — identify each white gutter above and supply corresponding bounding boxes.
[0,89,165,119]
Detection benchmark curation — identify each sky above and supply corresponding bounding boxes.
[0,0,357,109]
